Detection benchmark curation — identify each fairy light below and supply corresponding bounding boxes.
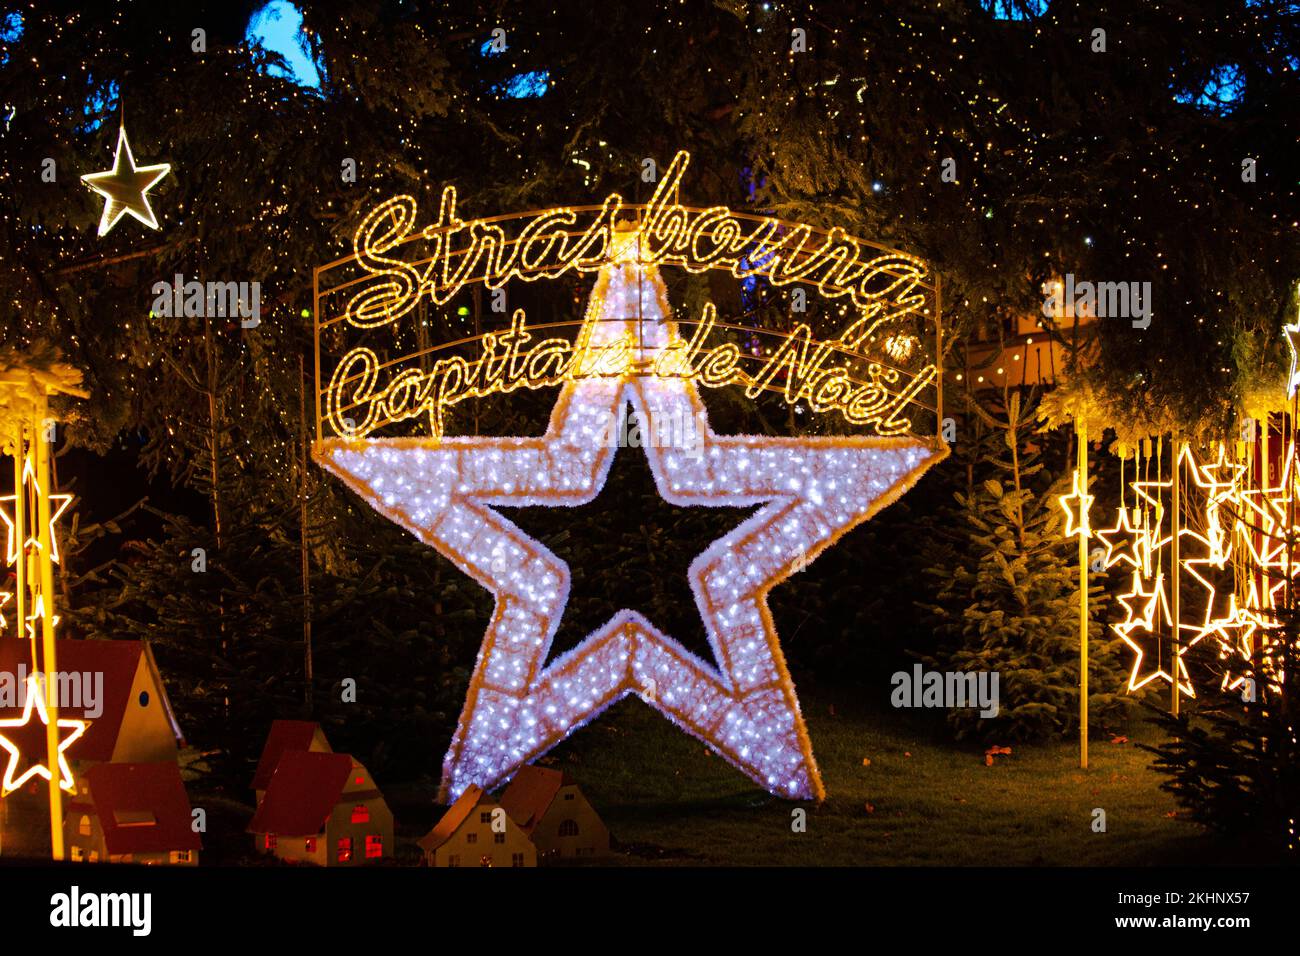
[1099,440,1300,696]
[314,236,946,802]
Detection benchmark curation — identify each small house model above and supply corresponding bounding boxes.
[0,639,189,860]
[251,719,332,805]
[65,762,200,865]
[418,785,536,867]
[500,765,609,860]
[248,750,393,866]
[0,639,185,769]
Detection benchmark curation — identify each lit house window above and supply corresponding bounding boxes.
[171,850,191,864]
[337,837,353,863]
[558,819,579,837]
[351,804,370,824]
[78,815,91,836]
[265,834,277,851]
[366,834,383,859]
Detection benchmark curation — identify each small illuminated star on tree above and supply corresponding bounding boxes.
[80,125,171,236]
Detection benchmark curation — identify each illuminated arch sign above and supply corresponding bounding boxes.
[312,153,947,802]
[314,150,942,444]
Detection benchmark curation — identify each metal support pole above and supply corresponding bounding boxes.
[11,424,25,655]
[33,400,64,860]
[1077,420,1089,770]
[1171,440,1183,716]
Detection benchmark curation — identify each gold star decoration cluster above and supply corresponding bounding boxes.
[1093,442,1295,697]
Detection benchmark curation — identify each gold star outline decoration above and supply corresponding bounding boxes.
[0,675,87,795]
[1057,469,1094,538]
[0,456,73,565]
[80,125,171,236]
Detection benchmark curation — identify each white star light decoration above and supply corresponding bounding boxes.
[80,125,171,237]
[316,244,945,802]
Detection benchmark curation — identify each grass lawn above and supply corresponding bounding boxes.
[523,694,1254,866]
[201,693,1273,867]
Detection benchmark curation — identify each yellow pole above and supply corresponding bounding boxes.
[33,400,64,860]
[1171,440,1182,717]
[11,424,25,656]
[1077,420,1089,769]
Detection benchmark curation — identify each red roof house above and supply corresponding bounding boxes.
[251,719,331,798]
[65,762,201,865]
[0,639,183,767]
[0,640,189,861]
[500,766,609,860]
[248,750,392,866]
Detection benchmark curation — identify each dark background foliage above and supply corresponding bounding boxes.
[0,0,1295,788]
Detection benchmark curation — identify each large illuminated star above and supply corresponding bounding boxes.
[0,675,87,795]
[315,251,946,802]
[80,125,171,236]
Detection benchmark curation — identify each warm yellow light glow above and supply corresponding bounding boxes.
[79,126,171,237]
[0,456,73,565]
[321,150,939,442]
[1099,441,1297,697]
[1058,469,1094,538]
[315,252,946,803]
[0,675,87,795]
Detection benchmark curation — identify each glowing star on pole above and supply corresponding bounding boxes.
[80,125,171,237]
[1113,570,1195,696]
[1057,469,1094,538]
[0,456,73,565]
[1096,506,1146,571]
[315,239,946,803]
[0,675,87,795]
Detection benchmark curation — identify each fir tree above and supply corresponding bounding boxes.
[1141,561,1300,857]
[921,388,1134,742]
